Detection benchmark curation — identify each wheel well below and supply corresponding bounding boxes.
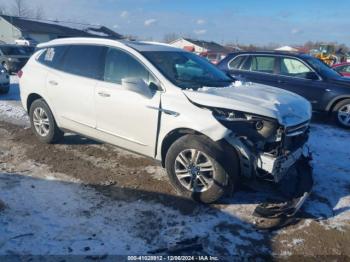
[27,93,42,112]
[160,128,201,167]
[328,97,350,114]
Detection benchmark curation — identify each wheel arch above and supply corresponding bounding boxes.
[326,95,350,113]
[26,93,43,112]
[160,128,240,171]
[160,128,203,167]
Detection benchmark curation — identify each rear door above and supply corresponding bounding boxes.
[95,47,161,156]
[46,44,107,128]
[276,56,329,110]
[234,55,280,87]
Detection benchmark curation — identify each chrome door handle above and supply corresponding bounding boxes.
[98,92,111,97]
[48,80,58,86]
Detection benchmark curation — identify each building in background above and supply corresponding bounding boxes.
[0,15,123,45]
[169,37,229,64]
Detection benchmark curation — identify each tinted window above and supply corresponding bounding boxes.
[61,45,107,80]
[104,48,154,84]
[229,56,245,69]
[38,46,68,69]
[280,58,312,78]
[251,56,276,73]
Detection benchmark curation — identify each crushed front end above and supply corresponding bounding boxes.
[214,108,313,218]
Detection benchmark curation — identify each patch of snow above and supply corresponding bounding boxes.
[0,172,262,255]
[0,76,29,126]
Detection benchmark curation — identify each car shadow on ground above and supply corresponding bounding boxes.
[59,134,102,146]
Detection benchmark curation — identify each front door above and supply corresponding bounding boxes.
[95,47,161,157]
[277,57,329,110]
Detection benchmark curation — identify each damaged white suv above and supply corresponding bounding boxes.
[19,38,313,210]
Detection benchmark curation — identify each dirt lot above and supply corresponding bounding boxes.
[0,79,350,260]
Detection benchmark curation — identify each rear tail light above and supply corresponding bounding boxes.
[17,70,23,78]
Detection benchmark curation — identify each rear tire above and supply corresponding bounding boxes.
[332,99,350,129]
[165,134,239,203]
[29,99,63,143]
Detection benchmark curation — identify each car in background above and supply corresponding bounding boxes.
[332,62,350,77]
[0,64,10,94]
[0,45,31,74]
[15,36,38,47]
[200,52,227,65]
[217,51,350,128]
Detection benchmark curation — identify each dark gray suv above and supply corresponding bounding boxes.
[218,51,350,128]
[0,45,30,74]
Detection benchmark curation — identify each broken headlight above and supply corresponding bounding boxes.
[209,107,280,142]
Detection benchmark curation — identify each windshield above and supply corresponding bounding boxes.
[305,56,342,79]
[0,46,27,56]
[142,51,233,89]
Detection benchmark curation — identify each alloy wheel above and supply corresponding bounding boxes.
[337,104,350,127]
[174,149,214,192]
[33,107,50,137]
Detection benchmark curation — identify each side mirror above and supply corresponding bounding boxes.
[121,78,153,98]
[305,72,319,80]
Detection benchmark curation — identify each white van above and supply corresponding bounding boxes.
[19,38,312,205]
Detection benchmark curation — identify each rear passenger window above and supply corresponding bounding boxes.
[229,56,245,69]
[251,56,276,74]
[61,45,107,80]
[38,46,68,69]
[104,48,155,85]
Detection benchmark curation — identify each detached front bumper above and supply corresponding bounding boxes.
[225,131,313,218]
[254,155,313,218]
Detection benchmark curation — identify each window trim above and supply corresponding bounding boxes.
[227,53,322,81]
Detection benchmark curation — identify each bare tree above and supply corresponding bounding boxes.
[163,33,179,43]
[11,0,30,17]
[0,4,8,15]
[34,5,45,20]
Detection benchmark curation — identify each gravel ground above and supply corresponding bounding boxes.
[0,77,349,260]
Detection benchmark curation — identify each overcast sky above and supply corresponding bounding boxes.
[0,0,349,45]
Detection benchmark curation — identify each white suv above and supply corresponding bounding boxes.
[19,38,312,205]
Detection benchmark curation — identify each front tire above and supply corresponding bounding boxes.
[29,99,63,143]
[332,99,350,129]
[165,134,238,203]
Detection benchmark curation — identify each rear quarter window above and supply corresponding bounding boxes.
[229,55,246,69]
[37,46,68,69]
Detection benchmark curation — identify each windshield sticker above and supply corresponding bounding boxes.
[45,48,55,61]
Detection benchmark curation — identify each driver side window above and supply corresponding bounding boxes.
[104,48,156,85]
[280,58,312,78]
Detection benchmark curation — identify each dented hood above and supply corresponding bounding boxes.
[183,82,312,127]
